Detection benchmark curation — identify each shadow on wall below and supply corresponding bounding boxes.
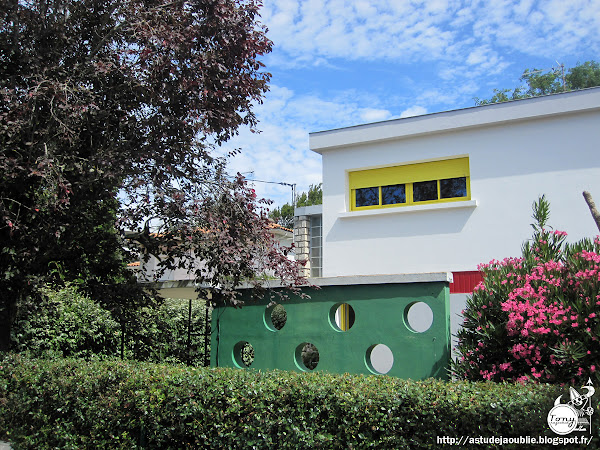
[327,205,476,242]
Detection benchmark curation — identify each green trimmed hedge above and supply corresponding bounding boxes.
[0,355,598,449]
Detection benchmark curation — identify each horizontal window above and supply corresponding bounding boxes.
[349,157,470,211]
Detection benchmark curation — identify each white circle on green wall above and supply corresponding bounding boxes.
[366,344,394,374]
[405,302,433,333]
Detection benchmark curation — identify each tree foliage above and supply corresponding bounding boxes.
[0,0,305,350]
[474,60,600,105]
[453,196,600,385]
[269,183,322,228]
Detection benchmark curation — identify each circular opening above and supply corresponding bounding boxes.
[404,301,433,333]
[264,303,287,331]
[366,344,394,374]
[233,341,255,368]
[329,303,355,332]
[294,342,319,371]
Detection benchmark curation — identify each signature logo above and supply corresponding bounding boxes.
[547,378,595,435]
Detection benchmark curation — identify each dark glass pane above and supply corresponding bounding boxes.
[413,180,438,202]
[382,184,406,205]
[440,177,467,198]
[355,187,379,207]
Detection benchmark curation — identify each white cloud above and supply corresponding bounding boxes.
[359,108,392,123]
[219,85,395,206]
[400,106,427,118]
[261,0,600,81]
[261,0,460,63]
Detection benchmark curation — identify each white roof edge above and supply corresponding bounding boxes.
[309,88,600,153]
[294,204,323,216]
[304,272,453,286]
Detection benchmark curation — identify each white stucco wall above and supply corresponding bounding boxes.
[311,89,600,277]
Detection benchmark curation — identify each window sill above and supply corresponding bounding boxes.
[339,199,477,218]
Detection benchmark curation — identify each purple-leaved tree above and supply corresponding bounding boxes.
[0,0,306,351]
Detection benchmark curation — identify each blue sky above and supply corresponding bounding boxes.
[220,0,600,208]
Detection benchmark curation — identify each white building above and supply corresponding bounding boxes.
[309,88,600,279]
[303,88,600,348]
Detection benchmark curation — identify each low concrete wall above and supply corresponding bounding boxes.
[210,273,452,380]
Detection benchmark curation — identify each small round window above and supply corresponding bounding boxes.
[294,342,319,371]
[365,344,394,375]
[404,302,433,333]
[233,341,255,368]
[264,303,287,331]
[329,303,355,332]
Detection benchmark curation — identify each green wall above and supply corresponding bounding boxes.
[211,280,451,379]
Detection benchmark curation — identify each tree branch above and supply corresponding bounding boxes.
[582,191,600,232]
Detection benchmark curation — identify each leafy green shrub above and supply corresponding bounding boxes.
[11,285,208,365]
[271,303,287,330]
[123,298,208,366]
[1,355,596,449]
[453,196,600,385]
[302,343,319,370]
[11,284,119,358]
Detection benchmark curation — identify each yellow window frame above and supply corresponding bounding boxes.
[349,157,470,211]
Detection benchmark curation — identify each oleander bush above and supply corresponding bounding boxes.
[1,355,597,449]
[453,196,600,385]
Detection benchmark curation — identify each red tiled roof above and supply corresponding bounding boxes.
[268,222,293,233]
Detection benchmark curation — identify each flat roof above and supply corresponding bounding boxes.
[146,272,453,298]
[309,87,600,153]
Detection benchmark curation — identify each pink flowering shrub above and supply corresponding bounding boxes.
[453,196,600,384]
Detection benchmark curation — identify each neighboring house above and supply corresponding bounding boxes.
[128,223,294,291]
[300,87,600,350]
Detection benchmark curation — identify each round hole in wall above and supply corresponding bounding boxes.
[233,341,255,368]
[329,303,355,332]
[264,303,287,331]
[294,342,319,371]
[365,344,394,375]
[404,301,434,333]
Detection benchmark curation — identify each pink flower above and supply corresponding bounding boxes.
[531,368,543,379]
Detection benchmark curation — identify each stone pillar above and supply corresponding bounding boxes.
[293,215,311,277]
